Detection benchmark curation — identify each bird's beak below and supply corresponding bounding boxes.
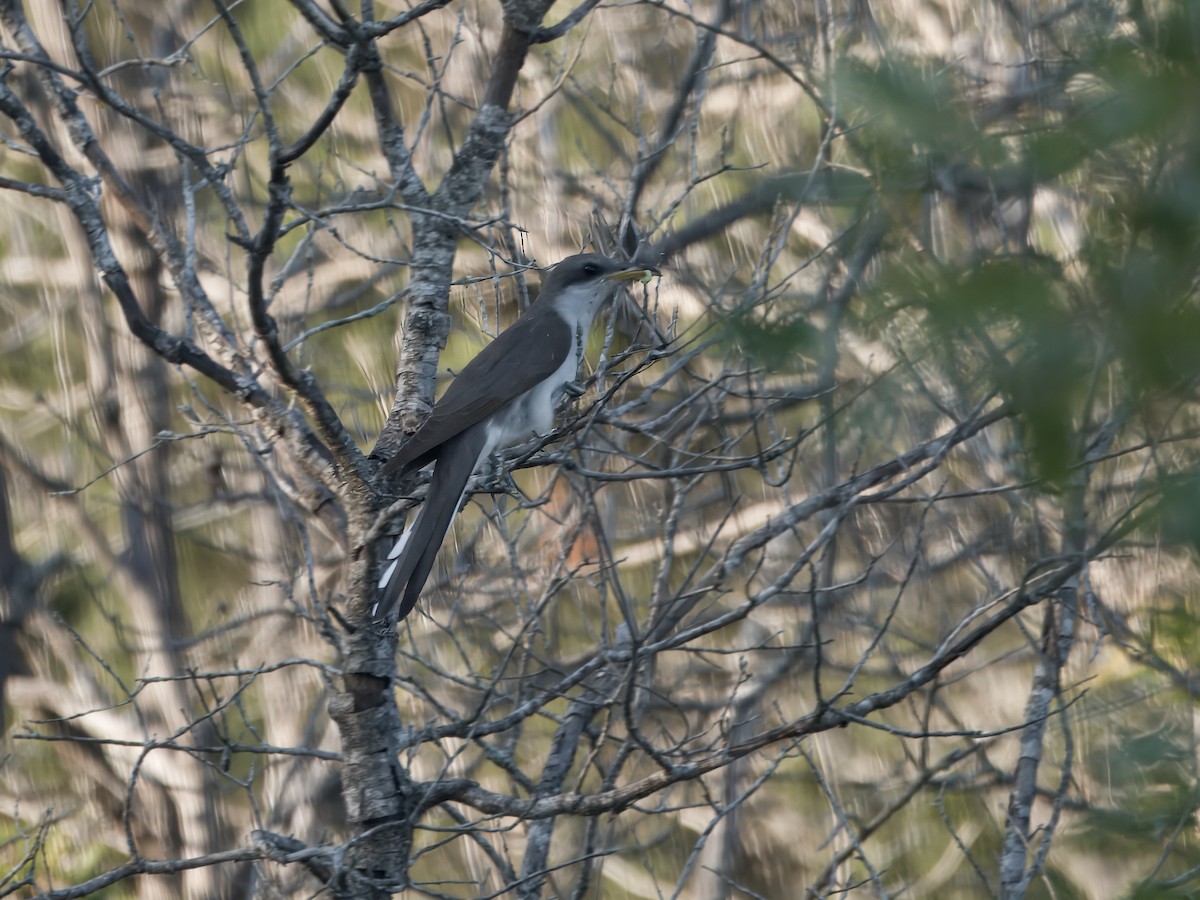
[606,265,661,285]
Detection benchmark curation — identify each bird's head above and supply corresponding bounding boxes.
[538,253,660,322]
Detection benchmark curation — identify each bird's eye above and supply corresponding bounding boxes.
[582,263,600,276]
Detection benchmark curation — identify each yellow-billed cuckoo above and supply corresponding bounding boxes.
[374,253,660,622]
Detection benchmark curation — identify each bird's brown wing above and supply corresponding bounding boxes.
[379,304,573,477]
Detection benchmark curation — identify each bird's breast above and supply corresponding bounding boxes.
[496,339,581,443]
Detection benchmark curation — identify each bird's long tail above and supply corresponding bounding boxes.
[375,423,491,622]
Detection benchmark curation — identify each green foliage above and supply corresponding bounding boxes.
[1155,473,1200,554]
[838,58,997,183]
[719,304,821,371]
[851,3,1200,491]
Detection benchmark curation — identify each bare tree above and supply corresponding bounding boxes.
[2,0,1199,898]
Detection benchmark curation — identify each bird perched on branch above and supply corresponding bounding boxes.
[374,253,660,623]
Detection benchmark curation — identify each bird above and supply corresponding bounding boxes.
[373,252,660,623]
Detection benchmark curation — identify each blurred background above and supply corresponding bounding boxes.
[2,0,1200,897]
